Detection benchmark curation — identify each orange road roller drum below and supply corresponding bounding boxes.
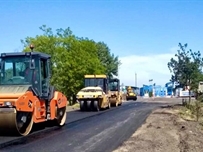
[0,108,33,136]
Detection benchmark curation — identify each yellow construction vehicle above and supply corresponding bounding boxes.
[0,45,68,136]
[76,75,110,111]
[108,78,122,106]
[126,86,137,101]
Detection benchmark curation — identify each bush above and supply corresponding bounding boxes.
[183,99,203,122]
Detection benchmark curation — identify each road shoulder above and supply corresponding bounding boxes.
[113,104,203,152]
[66,103,80,112]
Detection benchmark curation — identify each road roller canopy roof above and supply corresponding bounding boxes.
[84,75,107,78]
[0,51,51,59]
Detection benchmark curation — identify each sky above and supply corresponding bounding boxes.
[0,0,203,87]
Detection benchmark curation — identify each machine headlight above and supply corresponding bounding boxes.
[4,101,13,106]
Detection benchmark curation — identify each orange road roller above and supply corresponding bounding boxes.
[0,45,68,136]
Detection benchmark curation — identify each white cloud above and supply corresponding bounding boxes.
[118,48,177,87]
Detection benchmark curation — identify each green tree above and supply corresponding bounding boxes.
[96,42,121,78]
[168,43,203,102]
[20,25,121,104]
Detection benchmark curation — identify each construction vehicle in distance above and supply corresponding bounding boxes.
[108,78,122,106]
[76,75,111,111]
[126,86,137,101]
[0,45,68,136]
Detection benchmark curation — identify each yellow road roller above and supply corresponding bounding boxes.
[126,86,137,101]
[0,45,67,136]
[76,75,110,111]
[108,78,122,106]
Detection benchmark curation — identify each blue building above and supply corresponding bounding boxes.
[140,85,153,96]
[165,82,174,96]
[140,84,168,97]
[154,85,161,96]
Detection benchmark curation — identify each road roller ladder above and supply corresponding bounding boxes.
[0,45,68,136]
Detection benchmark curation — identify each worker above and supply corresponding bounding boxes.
[23,63,32,82]
[23,62,38,84]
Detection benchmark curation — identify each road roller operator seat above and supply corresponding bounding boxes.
[0,47,53,100]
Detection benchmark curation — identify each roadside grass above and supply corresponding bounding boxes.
[179,106,196,121]
[178,99,203,128]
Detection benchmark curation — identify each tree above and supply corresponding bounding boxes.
[20,25,121,104]
[168,43,203,102]
[96,42,121,78]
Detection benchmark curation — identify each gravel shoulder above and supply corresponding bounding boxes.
[66,103,80,112]
[113,103,203,152]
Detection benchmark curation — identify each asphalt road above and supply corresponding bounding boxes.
[0,101,134,147]
[0,101,174,152]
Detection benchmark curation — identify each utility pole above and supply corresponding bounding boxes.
[135,72,137,87]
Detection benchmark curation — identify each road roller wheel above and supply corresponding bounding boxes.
[55,107,67,127]
[118,101,121,106]
[16,111,34,136]
[0,108,33,136]
[93,100,100,112]
[80,101,85,111]
[86,100,92,111]
[0,109,34,136]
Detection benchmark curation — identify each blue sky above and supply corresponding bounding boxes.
[0,0,203,87]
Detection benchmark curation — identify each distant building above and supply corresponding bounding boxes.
[165,82,174,96]
[140,84,167,97]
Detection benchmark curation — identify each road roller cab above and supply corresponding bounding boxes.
[76,75,110,111]
[0,45,68,136]
[126,86,137,101]
[108,78,122,106]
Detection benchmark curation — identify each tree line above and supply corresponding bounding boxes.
[168,43,203,101]
[21,25,121,104]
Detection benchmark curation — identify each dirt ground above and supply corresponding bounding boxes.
[113,104,203,152]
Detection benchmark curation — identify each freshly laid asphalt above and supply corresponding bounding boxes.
[0,101,134,147]
[0,100,180,152]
